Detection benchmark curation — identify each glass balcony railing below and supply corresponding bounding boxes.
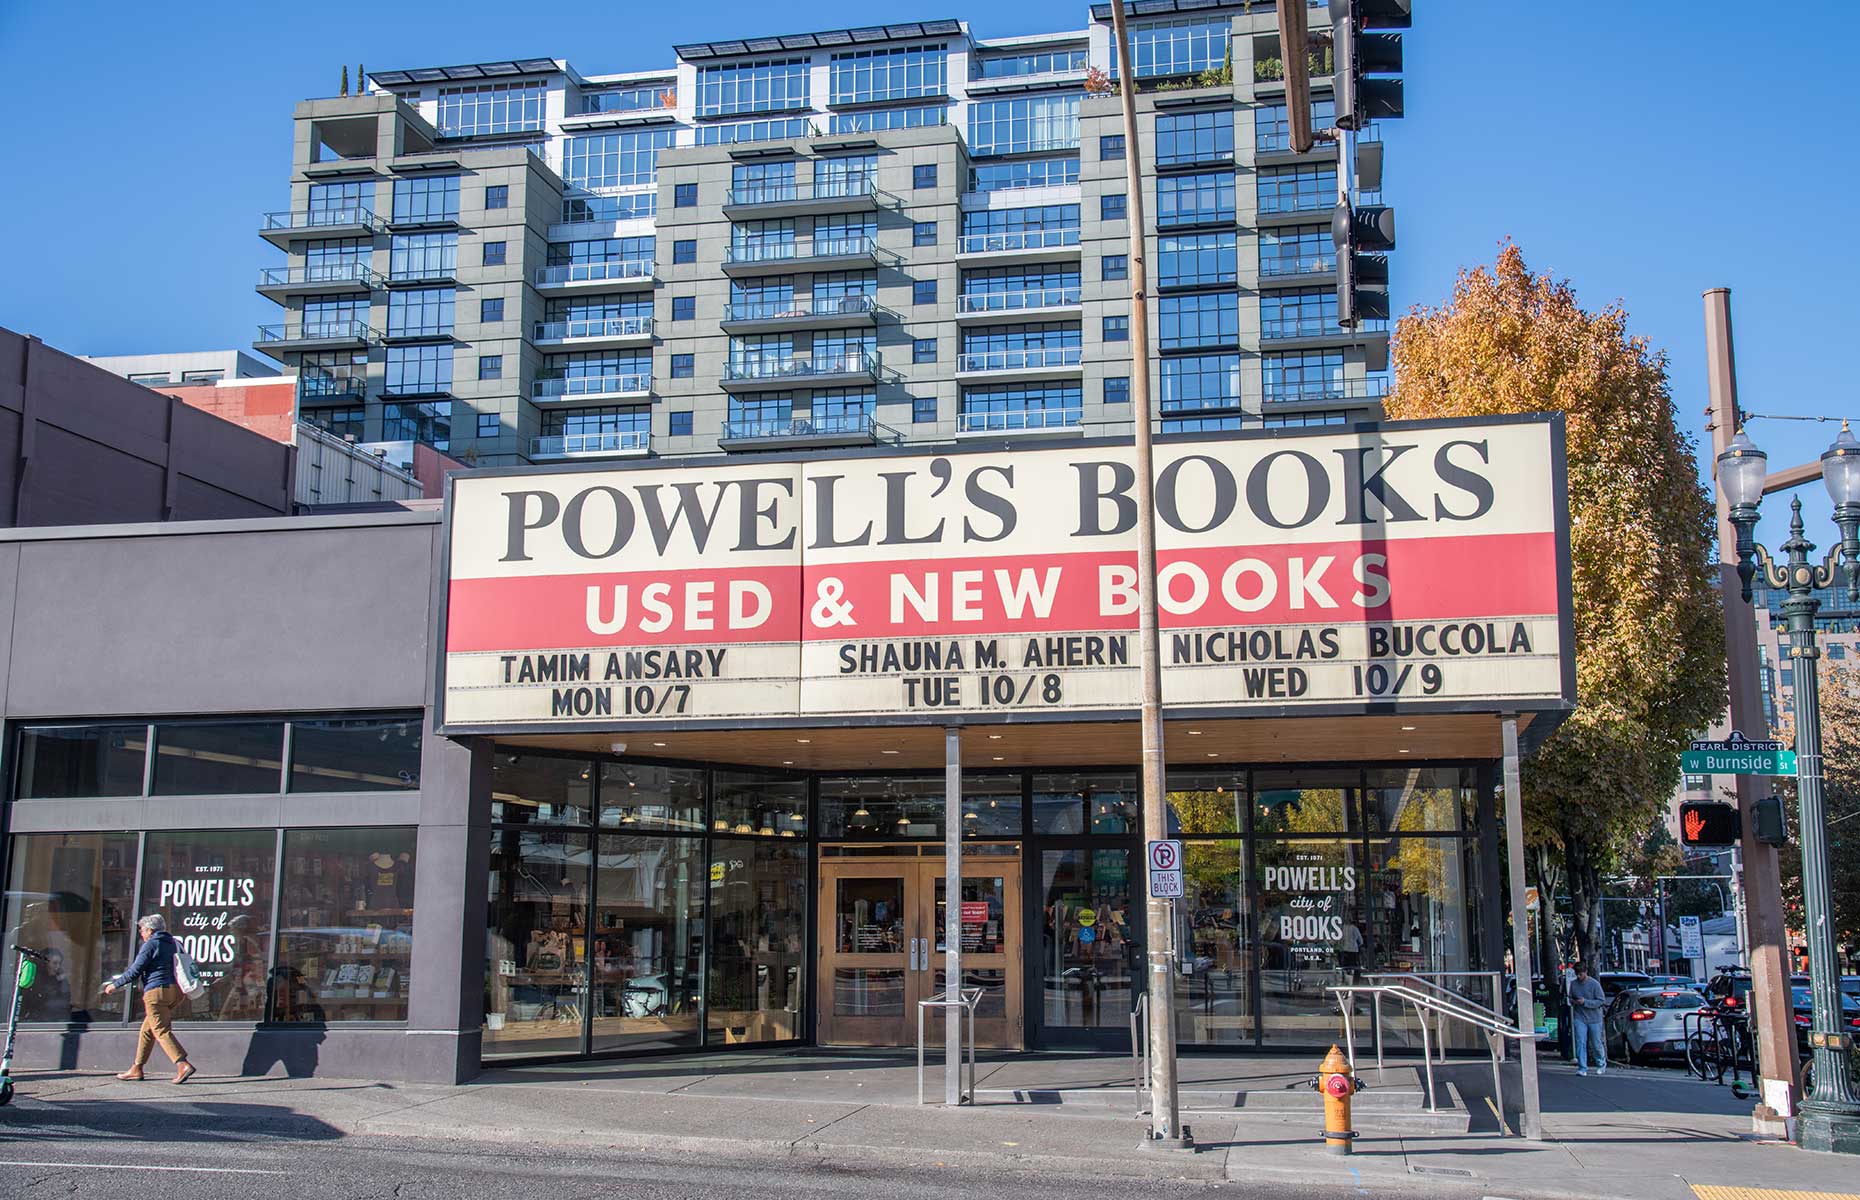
[956,287,1082,315]
[722,414,900,443]
[533,260,655,287]
[723,295,879,323]
[531,431,649,458]
[261,207,383,234]
[532,316,655,342]
[724,177,880,207]
[1259,253,1338,277]
[1261,315,1389,340]
[256,319,379,345]
[387,262,458,285]
[956,347,1083,373]
[957,407,1083,433]
[1262,377,1391,405]
[1257,190,1335,216]
[957,228,1082,255]
[532,373,653,400]
[578,89,676,116]
[722,351,879,383]
[258,263,381,289]
[724,236,879,265]
[299,373,368,402]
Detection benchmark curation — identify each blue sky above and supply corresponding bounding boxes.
[1,0,1853,543]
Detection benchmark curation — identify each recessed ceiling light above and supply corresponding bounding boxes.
[1399,748,1411,754]
[782,760,793,765]
[881,749,899,755]
[993,755,1004,761]
[1206,752,1218,758]
[988,734,1002,740]
[652,741,667,747]
[1400,725,1416,732]
[1187,729,1202,736]
[796,738,812,744]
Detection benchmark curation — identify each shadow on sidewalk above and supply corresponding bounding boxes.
[0,1097,347,1148]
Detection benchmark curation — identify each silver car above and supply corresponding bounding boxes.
[1604,987,1706,1063]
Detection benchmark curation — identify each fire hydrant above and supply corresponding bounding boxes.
[1312,1044,1362,1154]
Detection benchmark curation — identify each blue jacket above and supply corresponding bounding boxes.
[111,930,179,991]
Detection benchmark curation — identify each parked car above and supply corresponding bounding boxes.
[1703,966,1754,1012]
[1604,987,1707,1063]
[1789,985,1860,1051]
[1644,974,1697,989]
[1598,971,1653,998]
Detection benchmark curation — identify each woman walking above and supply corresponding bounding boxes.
[101,915,195,1084]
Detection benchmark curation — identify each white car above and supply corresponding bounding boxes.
[1604,987,1706,1063]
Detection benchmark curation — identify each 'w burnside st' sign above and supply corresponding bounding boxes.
[435,415,1574,732]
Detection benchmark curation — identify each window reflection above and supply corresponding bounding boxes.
[2,833,138,1022]
[590,835,703,1053]
[484,829,590,1059]
[708,841,807,1043]
[1041,848,1136,1029]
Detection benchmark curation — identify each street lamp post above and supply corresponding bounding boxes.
[1718,420,1860,1154]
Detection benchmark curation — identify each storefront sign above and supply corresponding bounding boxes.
[157,868,262,975]
[438,418,1572,731]
[1262,855,1358,963]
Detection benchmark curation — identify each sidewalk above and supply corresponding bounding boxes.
[2,1049,1854,1199]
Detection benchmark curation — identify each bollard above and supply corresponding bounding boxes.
[1312,1044,1361,1155]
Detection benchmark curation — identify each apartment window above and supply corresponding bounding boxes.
[1156,171,1236,227]
[816,155,876,198]
[1160,292,1240,350]
[1261,287,1339,339]
[733,160,795,203]
[381,400,451,447]
[830,44,947,105]
[128,372,171,385]
[913,338,937,364]
[974,48,1089,78]
[303,238,366,272]
[479,355,503,381]
[1103,315,1129,342]
[913,395,938,424]
[563,129,677,188]
[480,297,504,323]
[562,192,658,223]
[436,80,545,137]
[387,287,455,339]
[695,117,811,145]
[1104,376,1130,404]
[1119,17,1229,78]
[960,264,1079,302]
[1259,226,1336,277]
[484,184,509,210]
[1155,109,1235,167]
[1255,97,1336,152]
[969,158,1080,192]
[967,94,1079,157]
[1104,254,1128,282]
[671,353,694,379]
[913,163,938,190]
[914,220,937,247]
[696,56,810,117]
[959,381,1082,430]
[1100,134,1125,160]
[1262,350,1347,404]
[1158,231,1238,288]
[1160,352,1242,412]
[674,182,697,208]
[385,344,453,395]
[303,404,365,439]
[669,411,694,436]
[673,240,697,264]
[391,175,460,225]
[960,203,1080,242]
[913,279,938,305]
[482,241,507,266]
[476,412,501,438]
[1258,164,1338,215]
[1101,193,1127,222]
[814,271,875,300]
[582,84,674,115]
[671,296,696,322]
[390,232,457,281]
[308,180,367,216]
[828,105,946,134]
[539,405,649,439]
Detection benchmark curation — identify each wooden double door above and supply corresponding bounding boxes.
[817,856,1023,1049]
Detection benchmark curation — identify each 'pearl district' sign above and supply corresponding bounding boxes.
[436,416,1574,732]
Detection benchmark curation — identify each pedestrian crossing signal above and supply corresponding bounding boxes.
[1679,801,1740,847]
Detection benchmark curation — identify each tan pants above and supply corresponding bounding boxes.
[134,986,188,1069]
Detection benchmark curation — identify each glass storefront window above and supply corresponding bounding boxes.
[1365,768,1474,834]
[484,829,590,1058]
[1165,772,1245,835]
[819,775,1021,839]
[599,763,705,831]
[1176,839,1252,1044]
[708,840,807,1043]
[288,717,422,792]
[151,722,285,795]
[1033,772,1137,834]
[16,725,147,798]
[1364,836,1485,1049]
[272,828,416,1022]
[491,753,593,824]
[1253,769,1358,834]
[589,834,704,1052]
[139,829,277,1020]
[1255,838,1368,1047]
[3,833,138,1022]
[712,771,808,838]
[1040,847,1137,1030]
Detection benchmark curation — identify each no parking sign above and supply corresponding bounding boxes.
[1147,839,1184,899]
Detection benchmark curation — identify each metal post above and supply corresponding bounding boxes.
[1501,716,1544,1141]
[1108,0,1183,1150]
[1703,287,1799,1124]
[944,726,963,1107]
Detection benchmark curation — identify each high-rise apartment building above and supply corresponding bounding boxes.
[255,4,1391,467]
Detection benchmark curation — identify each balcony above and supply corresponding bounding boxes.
[532,315,656,349]
[719,413,902,451]
[956,407,1083,436]
[721,178,883,220]
[259,207,385,247]
[721,236,891,276]
[1261,316,1391,369]
[531,374,653,404]
[1262,377,1391,408]
[719,294,884,335]
[1256,191,1336,225]
[955,287,1082,324]
[386,261,459,287]
[256,262,381,298]
[955,228,1082,265]
[561,96,677,129]
[254,319,380,352]
[1258,253,1338,285]
[965,67,1088,94]
[532,260,656,295]
[955,347,1083,379]
[720,351,880,392]
[530,431,651,460]
[298,373,369,403]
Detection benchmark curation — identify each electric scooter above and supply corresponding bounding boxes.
[0,946,47,1106]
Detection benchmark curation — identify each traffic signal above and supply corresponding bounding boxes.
[1330,0,1410,131]
[1332,200,1395,326]
[1679,801,1741,848]
[1751,794,1788,846]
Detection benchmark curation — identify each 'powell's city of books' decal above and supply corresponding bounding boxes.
[439,417,1571,728]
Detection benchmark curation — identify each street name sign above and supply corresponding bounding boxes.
[1682,730,1797,776]
[1148,839,1184,899]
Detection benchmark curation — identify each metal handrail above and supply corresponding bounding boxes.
[724,295,879,323]
[724,236,881,265]
[725,178,881,206]
[533,316,654,342]
[917,987,982,1105]
[1329,981,1535,1125]
[957,228,1082,255]
[1129,991,1150,1116]
[957,347,1082,373]
[533,260,654,287]
[956,288,1082,315]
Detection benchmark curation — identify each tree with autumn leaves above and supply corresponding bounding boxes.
[1384,245,1726,974]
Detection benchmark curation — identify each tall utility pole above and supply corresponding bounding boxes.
[1107,0,1184,1149]
[1702,288,1798,1130]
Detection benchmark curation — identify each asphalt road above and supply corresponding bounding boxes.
[0,1134,1442,1200]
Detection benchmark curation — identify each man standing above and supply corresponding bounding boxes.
[1568,962,1608,1077]
[101,914,196,1084]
